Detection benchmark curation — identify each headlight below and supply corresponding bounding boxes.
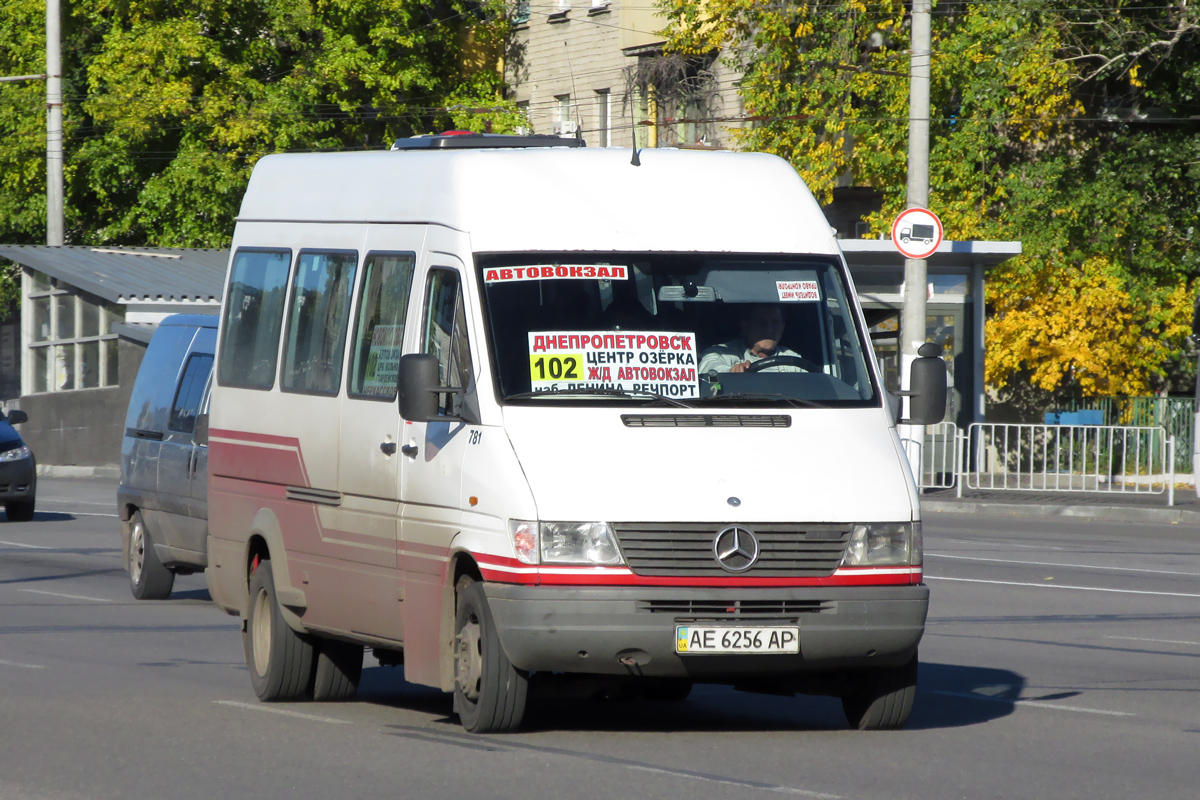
[842,522,921,567]
[542,522,622,565]
[0,445,31,463]
[508,520,624,566]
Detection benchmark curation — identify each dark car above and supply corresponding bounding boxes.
[0,409,36,521]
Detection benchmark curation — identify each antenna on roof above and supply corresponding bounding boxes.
[629,92,641,167]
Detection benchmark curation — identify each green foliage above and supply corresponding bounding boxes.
[0,0,519,250]
[661,0,1200,404]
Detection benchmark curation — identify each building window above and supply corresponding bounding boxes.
[516,101,531,135]
[25,270,122,394]
[513,0,530,25]
[596,89,610,147]
[555,94,576,136]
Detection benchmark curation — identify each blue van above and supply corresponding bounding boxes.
[118,314,217,599]
[0,409,35,520]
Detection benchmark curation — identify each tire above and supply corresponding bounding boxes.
[243,561,314,701]
[311,638,363,701]
[453,576,528,733]
[841,654,918,731]
[128,510,174,600]
[5,499,34,522]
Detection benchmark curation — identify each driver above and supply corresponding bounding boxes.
[699,304,806,374]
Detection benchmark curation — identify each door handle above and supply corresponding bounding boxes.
[380,441,397,456]
[401,444,418,457]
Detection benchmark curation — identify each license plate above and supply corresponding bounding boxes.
[675,625,799,655]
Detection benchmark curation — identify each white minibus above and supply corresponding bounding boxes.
[205,134,946,732]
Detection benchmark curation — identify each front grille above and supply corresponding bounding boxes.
[639,599,834,617]
[611,522,850,577]
[621,414,790,428]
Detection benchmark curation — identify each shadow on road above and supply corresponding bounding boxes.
[3,511,74,522]
[353,660,1025,733]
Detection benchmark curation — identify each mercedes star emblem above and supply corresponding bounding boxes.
[713,525,759,572]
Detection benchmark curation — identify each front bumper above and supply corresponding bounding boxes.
[0,457,36,500]
[482,583,928,680]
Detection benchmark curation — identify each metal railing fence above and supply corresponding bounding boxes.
[960,422,1175,505]
[1064,396,1195,472]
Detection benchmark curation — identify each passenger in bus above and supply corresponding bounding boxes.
[699,303,808,374]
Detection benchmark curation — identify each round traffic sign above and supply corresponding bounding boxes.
[890,208,944,259]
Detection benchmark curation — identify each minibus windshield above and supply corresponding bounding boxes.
[478,254,879,408]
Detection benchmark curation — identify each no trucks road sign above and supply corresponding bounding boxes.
[891,208,944,259]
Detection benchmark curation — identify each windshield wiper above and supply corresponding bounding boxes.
[505,387,692,408]
[692,392,828,409]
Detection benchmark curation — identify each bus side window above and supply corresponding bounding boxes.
[281,250,358,395]
[348,252,416,400]
[218,249,291,390]
[421,269,471,414]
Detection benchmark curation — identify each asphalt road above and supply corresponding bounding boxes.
[2,478,1199,800]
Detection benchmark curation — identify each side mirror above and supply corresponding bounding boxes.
[399,354,458,422]
[193,413,209,445]
[5,409,27,425]
[900,342,947,425]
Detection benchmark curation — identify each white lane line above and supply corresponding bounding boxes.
[929,690,1133,717]
[19,588,113,603]
[0,658,45,669]
[927,552,1200,577]
[1108,636,1200,647]
[213,700,351,724]
[926,575,1200,598]
[67,511,120,518]
[0,540,52,549]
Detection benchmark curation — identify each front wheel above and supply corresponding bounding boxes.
[243,561,314,701]
[129,510,174,600]
[841,654,918,730]
[453,576,528,733]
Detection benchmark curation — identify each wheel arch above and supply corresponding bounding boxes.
[238,506,307,632]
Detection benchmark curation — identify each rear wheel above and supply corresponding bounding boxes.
[453,576,528,733]
[129,510,174,600]
[841,654,918,731]
[311,638,363,701]
[243,561,314,701]
[5,499,34,522]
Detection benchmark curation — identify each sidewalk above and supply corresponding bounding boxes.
[921,484,1200,525]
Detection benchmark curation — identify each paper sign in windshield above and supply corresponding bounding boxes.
[777,280,820,302]
[528,331,700,398]
[484,265,628,283]
[360,324,403,396]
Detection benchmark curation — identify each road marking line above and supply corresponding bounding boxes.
[929,690,1133,717]
[0,658,44,669]
[1108,636,1200,647]
[20,589,113,603]
[68,512,120,518]
[927,552,1200,577]
[0,540,52,549]
[926,575,1200,598]
[213,700,351,724]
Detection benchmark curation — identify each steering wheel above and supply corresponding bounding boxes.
[746,355,820,373]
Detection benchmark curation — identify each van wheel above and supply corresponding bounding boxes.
[453,576,528,733]
[129,511,174,600]
[5,499,34,522]
[311,638,363,701]
[244,561,314,701]
[841,654,918,730]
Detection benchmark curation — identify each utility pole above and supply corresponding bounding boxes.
[898,0,931,465]
[46,0,64,246]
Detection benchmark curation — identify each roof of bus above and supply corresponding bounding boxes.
[237,147,840,256]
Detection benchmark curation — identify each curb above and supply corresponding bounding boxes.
[36,464,120,480]
[922,499,1200,525]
